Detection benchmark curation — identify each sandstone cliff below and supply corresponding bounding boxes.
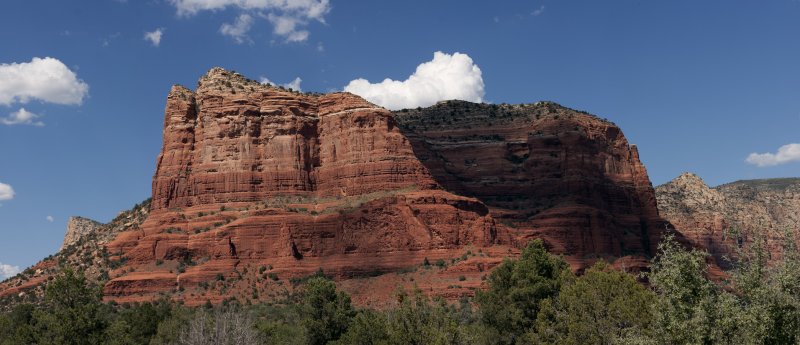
[2,68,674,307]
[656,173,800,268]
[393,101,667,264]
[99,68,672,305]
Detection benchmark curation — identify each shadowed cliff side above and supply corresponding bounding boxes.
[393,101,671,269]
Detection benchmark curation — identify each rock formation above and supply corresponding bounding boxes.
[61,216,104,250]
[0,199,150,309]
[393,101,668,266]
[2,68,675,306]
[656,173,800,268]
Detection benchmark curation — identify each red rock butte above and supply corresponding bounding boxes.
[38,67,674,306]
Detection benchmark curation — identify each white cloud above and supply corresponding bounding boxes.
[144,28,164,47]
[1,108,44,126]
[746,143,800,167]
[284,77,302,91]
[0,263,20,280]
[46,216,54,222]
[0,182,14,201]
[343,51,485,110]
[266,13,308,42]
[532,5,546,16]
[260,76,302,91]
[0,57,89,106]
[170,0,330,19]
[220,14,254,43]
[169,0,330,42]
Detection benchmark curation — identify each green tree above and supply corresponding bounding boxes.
[531,261,655,345]
[301,276,356,345]
[149,306,194,345]
[731,229,800,345]
[250,294,309,345]
[333,310,388,345]
[34,268,107,345]
[119,300,173,344]
[646,235,746,345]
[0,303,37,345]
[103,319,137,345]
[475,239,571,344]
[383,289,475,345]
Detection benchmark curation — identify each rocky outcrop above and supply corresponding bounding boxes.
[656,173,800,268]
[61,217,104,250]
[0,199,150,309]
[3,68,675,306]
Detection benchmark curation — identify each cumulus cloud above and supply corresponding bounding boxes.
[0,263,20,280]
[284,77,302,91]
[46,215,54,222]
[144,28,164,47]
[343,51,485,110]
[169,0,330,42]
[1,108,44,126]
[266,13,309,42]
[0,57,89,106]
[532,5,546,16]
[746,143,800,167]
[260,76,302,91]
[0,182,14,201]
[220,14,254,43]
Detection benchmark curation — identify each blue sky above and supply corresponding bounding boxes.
[1,0,798,274]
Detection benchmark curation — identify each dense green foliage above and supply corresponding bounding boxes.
[475,240,571,344]
[2,235,798,344]
[532,261,654,344]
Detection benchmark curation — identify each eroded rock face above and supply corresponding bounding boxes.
[103,68,498,304]
[67,68,670,305]
[656,173,800,268]
[61,216,104,251]
[394,101,669,267]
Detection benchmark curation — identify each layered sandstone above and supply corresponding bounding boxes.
[103,68,498,304]
[394,101,668,265]
[102,69,674,304]
[656,173,800,268]
[2,68,675,306]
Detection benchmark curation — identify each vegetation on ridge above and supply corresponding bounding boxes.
[2,229,799,344]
